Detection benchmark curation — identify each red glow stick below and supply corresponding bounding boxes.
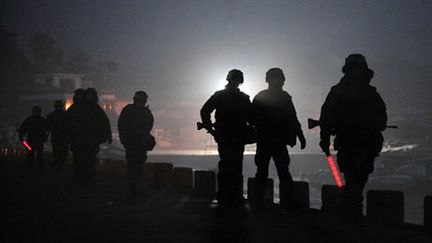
[22,141,32,151]
[326,155,343,188]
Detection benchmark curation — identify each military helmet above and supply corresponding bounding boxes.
[85,88,99,103]
[134,90,148,100]
[226,69,244,83]
[266,68,285,83]
[32,105,42,114]
[73,88,86,103]
[54,100,64,110]
[342,53,370,74]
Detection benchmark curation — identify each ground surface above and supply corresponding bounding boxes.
[0,156,430,243]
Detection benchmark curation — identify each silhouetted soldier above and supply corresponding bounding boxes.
[47,100,69,172]
[67,88,85,178]
[200,69,252,209]
[251,68,306,211]
[118,91,154,196]
[319,54,387,226]
[18,105,49,171]
[68,88,112,184]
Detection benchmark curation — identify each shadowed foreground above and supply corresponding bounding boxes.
[0,157,430,243]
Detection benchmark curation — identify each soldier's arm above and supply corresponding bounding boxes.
[319,87,339,154]
[200,95,216,131]
[375,92,387,131]
[244,95,254,126]
[97,106,112,143]
[18,118,30,140]
[287,97,306,149]
[144,109,154,134]
[251,94,265,127]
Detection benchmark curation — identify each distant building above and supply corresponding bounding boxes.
[19,72,117,124]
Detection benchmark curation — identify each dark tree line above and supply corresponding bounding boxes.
[0,23,118,124]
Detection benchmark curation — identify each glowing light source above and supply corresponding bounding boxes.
[65,98,73,110]
[326,155,343,188]
[22,141,32,151]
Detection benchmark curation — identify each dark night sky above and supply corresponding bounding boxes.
[1,0,432,116]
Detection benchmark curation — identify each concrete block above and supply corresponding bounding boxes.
[172,167,193,191]
[152,162,173,187]
[101,159,125,176]
[279,181,309,209]
[194,170,216,198]
[247,177,274,205]
[142,162,155,184]
[367,190,404,225]
[425,195,432,229]
[292,181,310,209]
[321,184,343,214]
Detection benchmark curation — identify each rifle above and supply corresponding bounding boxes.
[196,122,216,137]
[307,119,398,130]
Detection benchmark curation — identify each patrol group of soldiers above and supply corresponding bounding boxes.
[18,88,154,194]
[17,53,386,226]
[200,54,387,226]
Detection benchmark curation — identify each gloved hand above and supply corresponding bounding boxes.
[299,134,306,150]
[319,140,330,156]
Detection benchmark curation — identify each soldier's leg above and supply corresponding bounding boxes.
[26,149,35,171]
[228,141,245,206]
[126,149,146,195]
[72,149,81,180]
[87,151,97,185]
[273,144,295,209]
[35,143,44,171]
[52,143,59,171]
[78,150,88,183]
[341,170,368,223]
[77,149,94,184]
[57,143,69,172]
[254,142,271,207]
[217,141,232,205]
[338,153,372,224]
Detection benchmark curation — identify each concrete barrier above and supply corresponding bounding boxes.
[172,167,193,191]
[292,181,310,209]
[321,184,342,215]
[152,163,173,187]
[142,162,155,184]
[278,181,309,209]
[193,170,216,198]
[425,195,432,229]
[247,177,274,205]
[367,190,404,225]
[100,159,126,176]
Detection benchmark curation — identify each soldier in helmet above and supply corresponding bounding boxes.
[47,100,69,172]
[66,88,85,178]
[200,69,252,210]
[251,68,306,212]
[118,91,155,196]
[18,105,49,171]
[67,88,112,185]
[319,54,387,226]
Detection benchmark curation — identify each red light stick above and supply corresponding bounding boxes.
[326,155,343,188]
[22,141,32,151]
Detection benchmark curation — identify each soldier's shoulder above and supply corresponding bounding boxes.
[47,111,56,119]
[255,89,269,97]
[213,89,226,96]
[121,104,134,112]
[239,90,250,99]
[282,90,292,99]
